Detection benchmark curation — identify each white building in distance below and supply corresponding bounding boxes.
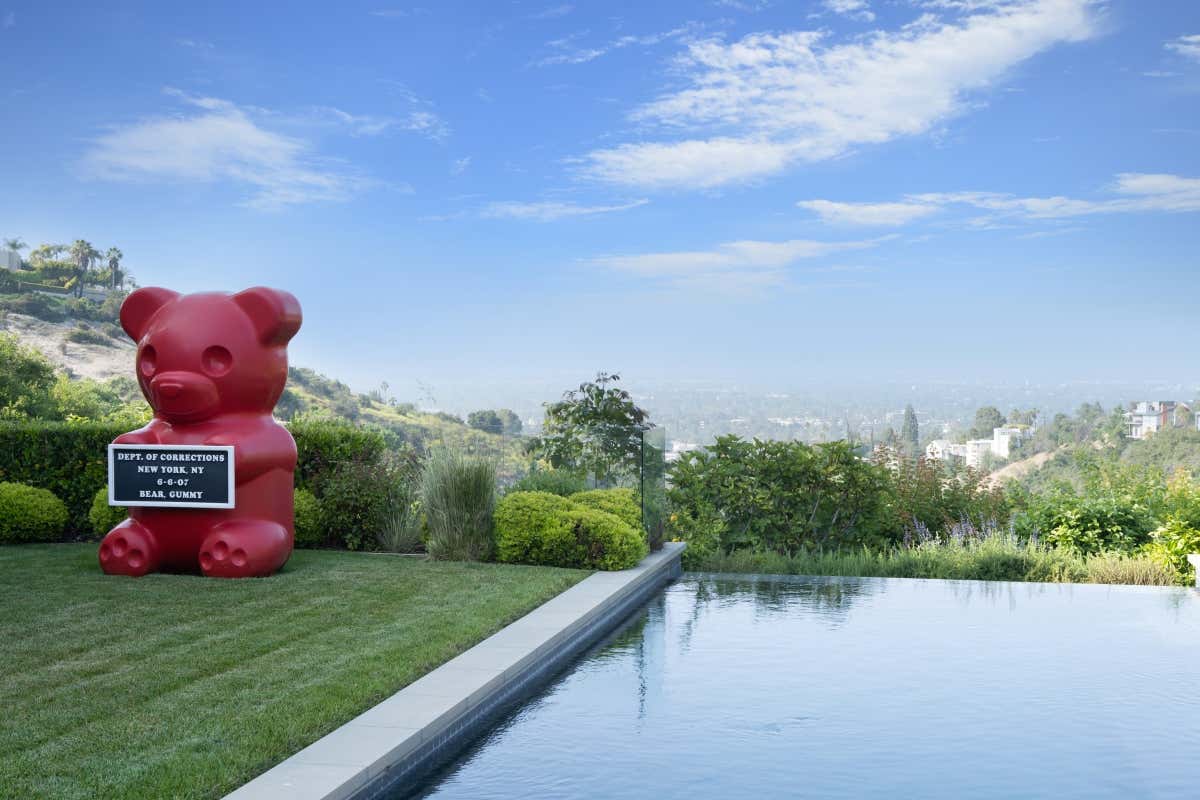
[926,425,1030,469]
[1123,401,1191,440]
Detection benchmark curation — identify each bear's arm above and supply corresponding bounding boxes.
[205,423,297,484]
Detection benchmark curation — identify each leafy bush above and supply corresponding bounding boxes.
[1085,551,1177,586]
[311,460,399,550]
[88,486,126,537]
[1036,494,1153,555]
[289,415,389,491]
[1145,515,1200,585]
[880,452,1010,540]
[0,482,69,543]
[292,488,321,548]
[65,324,111,346]
[495,491,579,566]
[494,490,646,570]
[509,468,587,497]
[570,487,641,531]
[668,506,725,569]
[669,436,891,554]
[420,450,496,561]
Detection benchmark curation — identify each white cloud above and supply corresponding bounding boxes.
[370,8,430,18]
[583,0,1099,188]
[481,198,648,221]
[535,23,704,67]
[713,0,771,11]
[798,172,1200,226]
[592,236,878,292]
[798,199,941,225]
[81,90,375,210]
[531,4,574,20]
[451,156,471,175]
[1166,34,1200,62]
[825,0,876,22]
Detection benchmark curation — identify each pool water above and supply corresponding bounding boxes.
[405,575,1200,799]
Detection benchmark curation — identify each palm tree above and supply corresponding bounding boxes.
[68,239,100,298]
[2,237,26,254]
[105,247,124,290]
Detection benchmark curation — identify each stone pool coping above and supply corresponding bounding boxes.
[224,542,685,800]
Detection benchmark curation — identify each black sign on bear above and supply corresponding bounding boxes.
[108,444,236,509]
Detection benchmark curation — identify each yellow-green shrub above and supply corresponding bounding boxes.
[495,490,646,570]
[88,486,127,537]
[0,482,69,543]
[570,488,641,531]
[293,488,321,548]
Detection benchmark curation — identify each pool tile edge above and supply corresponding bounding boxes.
[223,542,685,800]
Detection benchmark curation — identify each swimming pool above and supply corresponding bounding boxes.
[403,574,1200,799]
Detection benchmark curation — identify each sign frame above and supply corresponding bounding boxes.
[107,443,236,509]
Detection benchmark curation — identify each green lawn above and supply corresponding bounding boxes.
[0,545,587,800]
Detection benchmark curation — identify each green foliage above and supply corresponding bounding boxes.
[531,372,650,485]
[1145,514,1200,586]
[0,482,69,543]
[0,332,58,419]
[668,505,725,569]
[0,421,124,532]
[494,490,647,570]
[292,488,322,548]
[570,487,641,530]
[970,406,1006,439]
[668,435,891,554]
[289,414,389,490]
[881,452,1010,538]
[311,460,401,551]
[1086,550,1177,586]
[88,486,126,537]
[419,450,496,561]
[509,467,587,496]
[377,489,424,554]
[497,409,522,436]
[0,293,68,322]
[1037,495,1153,555]
[494,491,579,566]
[900,404,919,456]
[65,323,111,346]
[467,409,503,435]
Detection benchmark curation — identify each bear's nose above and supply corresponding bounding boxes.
[157,382,184,399]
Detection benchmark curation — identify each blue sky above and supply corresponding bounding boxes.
[1,0,1198,400]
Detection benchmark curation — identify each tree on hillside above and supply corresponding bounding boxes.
[1007,408,1038,427]
[467,409,503,435]
[530,372,650,486]
[0,333,58,419]
[497,408,522,435]
[2,237,26,256]
[900,404,919,456]
[104,247,124,290]
[970,406,1006,439]
[68,240,100,298]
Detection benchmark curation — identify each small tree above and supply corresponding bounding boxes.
[467,409,503,435]
[497,408,522,435]
[900,404,919,456]
[970,406,1006,439]
[104,247,124,290]
[531,372,650,486]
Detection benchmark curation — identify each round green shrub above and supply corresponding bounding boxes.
[495,491,647,570]
[312,460,398,550]
[567,506,648,570]
[293,488,322,548]
[88,486,127,537]
[495,491,580,567]
[0,482,69,543]
[571,488,642,531]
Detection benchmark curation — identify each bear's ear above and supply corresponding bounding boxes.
[232,287,303,346]
[120,287,180,341]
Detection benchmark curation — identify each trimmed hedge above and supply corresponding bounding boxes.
[89,486,127,537]
[0,422,123,534]
[0,482,69,543]
[0,418,394,539]
[495,490,647,571]
[571,488,641,531]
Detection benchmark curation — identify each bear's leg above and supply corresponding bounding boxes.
[99,518,161,577]
[199,520,290,578]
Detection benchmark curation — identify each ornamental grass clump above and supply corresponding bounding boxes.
[420,450,496,562]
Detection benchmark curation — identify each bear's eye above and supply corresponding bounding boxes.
[139,345,157,377]
[202,345,233,377]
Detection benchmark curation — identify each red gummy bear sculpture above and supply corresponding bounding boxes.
[98,287,303,578]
